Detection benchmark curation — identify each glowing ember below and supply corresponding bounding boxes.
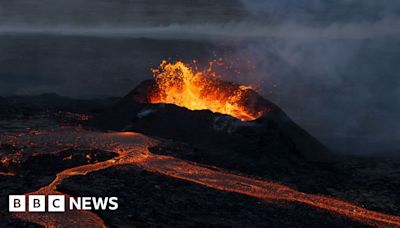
[149,60,264,121]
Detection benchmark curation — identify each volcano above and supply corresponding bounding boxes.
[2,61,400,227]
[91,61,331,185]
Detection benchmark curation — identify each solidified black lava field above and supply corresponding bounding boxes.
[1,93,399,227]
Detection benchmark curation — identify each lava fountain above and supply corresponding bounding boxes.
[149,60,265,121]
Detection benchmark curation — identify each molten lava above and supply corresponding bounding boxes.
[149,60,263,121]
[5,129,400,227]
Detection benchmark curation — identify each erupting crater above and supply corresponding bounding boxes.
[148,60,266,121]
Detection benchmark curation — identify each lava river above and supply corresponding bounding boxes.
[3,128,400,227]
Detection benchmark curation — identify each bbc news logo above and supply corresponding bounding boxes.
[9,195,118,212]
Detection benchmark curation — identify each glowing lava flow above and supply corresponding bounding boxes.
[4,128,400,227]
[5,129,155,228]
[0,171,14,176]
[149,60,264,121]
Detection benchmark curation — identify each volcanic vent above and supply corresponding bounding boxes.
[148,60,267,121]
[92,59,330,176]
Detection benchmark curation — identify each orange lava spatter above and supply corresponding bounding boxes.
[149,60,263,121]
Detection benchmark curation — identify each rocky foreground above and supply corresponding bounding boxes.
[0,94,399,227]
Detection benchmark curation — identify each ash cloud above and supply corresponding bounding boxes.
[224,37,400,155]
[233,0,400,154]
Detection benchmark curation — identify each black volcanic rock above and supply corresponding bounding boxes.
[89,79,333,189]
[57,165,367,228]
[2,98,400,226]
[0,148,119,226]
[0,93,119,116]
[92,79,330,160]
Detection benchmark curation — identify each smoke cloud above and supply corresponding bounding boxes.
[0,0,399,154]
[232,0,400,154]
